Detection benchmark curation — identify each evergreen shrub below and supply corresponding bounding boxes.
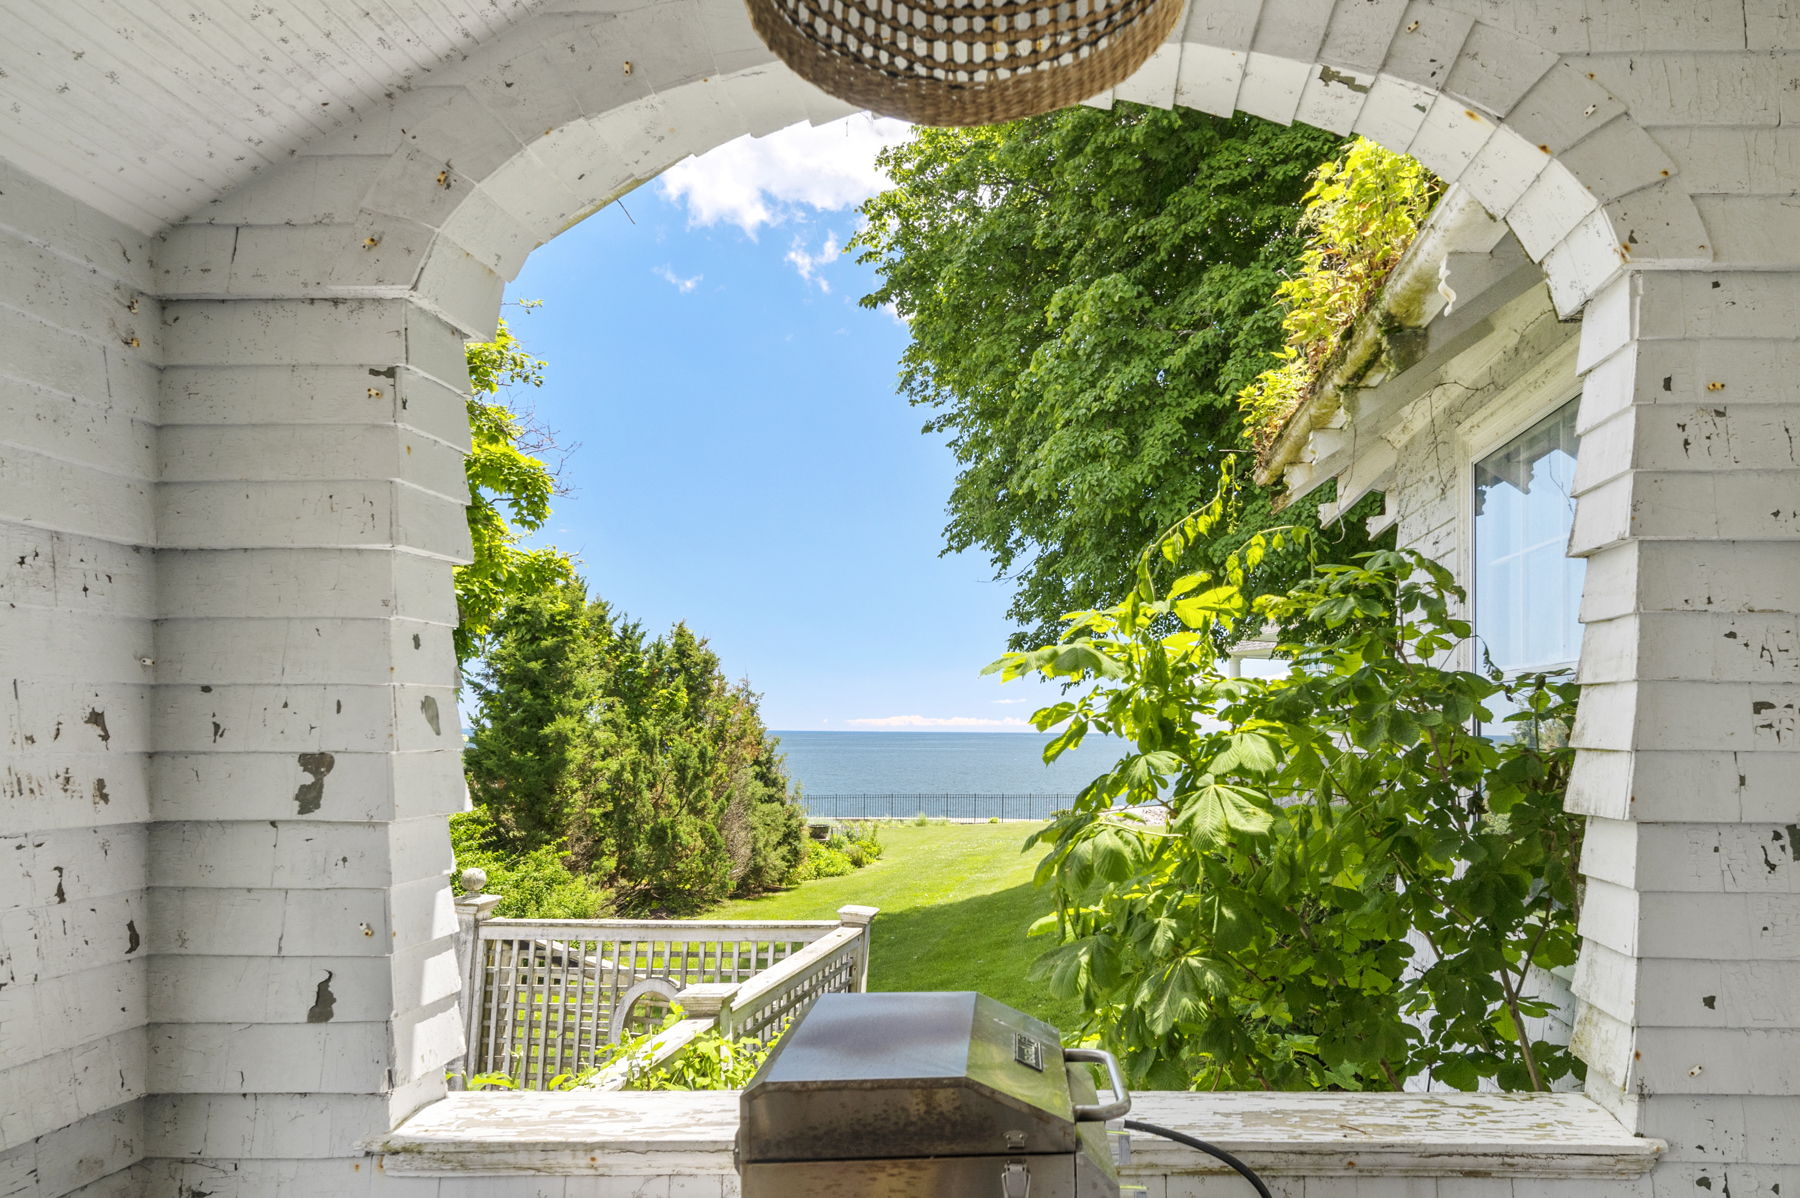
[794,840,855,880]
[449,810,611,919]
[461,580,809,916]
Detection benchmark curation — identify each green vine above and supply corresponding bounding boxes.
[625,1022,776,1091]
[458,1005,777,1092]
[1238,139,1441,457]
[458,313,577,667]
[990,491,1584,1092]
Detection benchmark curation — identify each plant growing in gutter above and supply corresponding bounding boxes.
[1238,138,1441,457]
[991,490,1583,1092]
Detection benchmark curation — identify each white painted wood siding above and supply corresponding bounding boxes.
[0,0,553,234]
[0,159,157,1194]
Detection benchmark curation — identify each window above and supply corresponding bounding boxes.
[1473,401,1582,734]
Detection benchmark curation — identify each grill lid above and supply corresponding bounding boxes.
[737,991,1086,1163]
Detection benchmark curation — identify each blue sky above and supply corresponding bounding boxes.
[501,116,1055,732]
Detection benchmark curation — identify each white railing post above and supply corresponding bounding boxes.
[836,905,879,993]
[453,867,502,1087]
[676,981,741,1038]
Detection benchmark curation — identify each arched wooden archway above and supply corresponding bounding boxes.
[158,3,1707,328]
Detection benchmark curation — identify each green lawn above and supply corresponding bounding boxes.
[711,823,1081,1032]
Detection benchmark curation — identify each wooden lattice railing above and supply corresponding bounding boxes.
[578,918,875,1091]
[451,874,876,1090]
[722,922,866,1043]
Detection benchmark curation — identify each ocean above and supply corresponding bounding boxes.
[770,730,1121,820]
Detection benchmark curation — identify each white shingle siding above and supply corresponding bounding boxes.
[0,153,156,1191]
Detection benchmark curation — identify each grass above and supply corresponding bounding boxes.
[711,822,1081,1032]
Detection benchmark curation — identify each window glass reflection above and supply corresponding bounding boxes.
[1474,401,1583,678]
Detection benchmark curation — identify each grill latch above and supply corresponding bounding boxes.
[1001,1160,1032,1197]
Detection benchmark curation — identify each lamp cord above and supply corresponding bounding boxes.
[1121,1118,1273,1198]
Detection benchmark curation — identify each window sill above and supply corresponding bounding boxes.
[373,1090,1662,1180]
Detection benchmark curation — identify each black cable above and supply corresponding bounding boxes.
[1122,1118,1273,1198]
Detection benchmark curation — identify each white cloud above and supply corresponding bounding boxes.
[657,114,912,238]
[786,231,840,292]
[652,264,702,294]
[846,714,1037,731]
[991,698,1032,705]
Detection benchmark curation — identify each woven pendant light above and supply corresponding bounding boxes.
[746,0,1184,126]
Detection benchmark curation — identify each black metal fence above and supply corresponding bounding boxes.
[798,793,1078,822]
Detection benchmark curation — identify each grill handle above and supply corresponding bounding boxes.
[1064,1047,1131,1122]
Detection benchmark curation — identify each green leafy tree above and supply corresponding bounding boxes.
[990,504,1584,1092]
[852,106,1363,646]
[455,321,803,913]
[449,808,611,919]
[580,623,804,913]
[463,578,608,852]
[463,579,806,916]
[459,317,576,665]
[739,737,809,894]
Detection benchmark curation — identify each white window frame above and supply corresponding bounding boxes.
[1453,338,1584,680]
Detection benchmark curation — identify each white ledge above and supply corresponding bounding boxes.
[374,1090,1662,1179]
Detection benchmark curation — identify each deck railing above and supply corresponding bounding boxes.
[800,792,1078,821]
[452,869,876,1089]
[577,920,873,1091]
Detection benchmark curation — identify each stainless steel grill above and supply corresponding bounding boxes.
[735,991,1129,1197]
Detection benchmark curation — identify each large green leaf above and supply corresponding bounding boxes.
[1210,731,1278,775]
[1178,778,1273,841]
